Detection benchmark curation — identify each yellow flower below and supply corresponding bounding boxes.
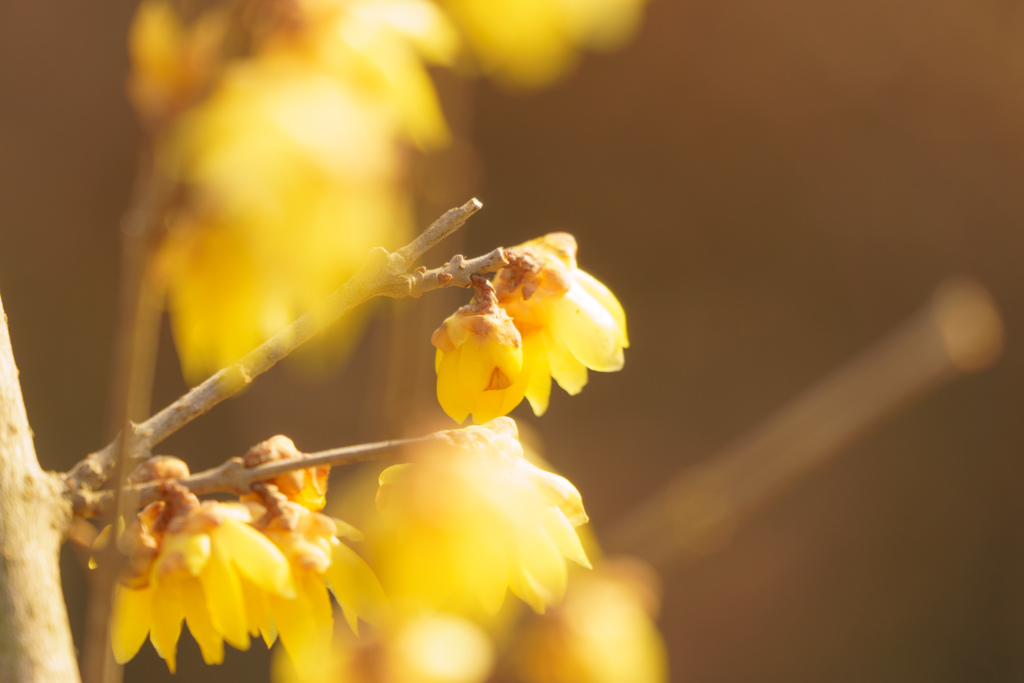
[374,418,590,614]
[153,0,458,381]
[156,51,412,380]
[436,0,648,87]
[515,558,668,683]
[257,501,387,678]
[127,0,228,127]
[431,281,528,424]
[495,233,628,416]
[109,499,296,672]
[271,611,494,683]
[283,0,460,148]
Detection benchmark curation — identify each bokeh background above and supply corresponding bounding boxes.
[2,0,1024,681]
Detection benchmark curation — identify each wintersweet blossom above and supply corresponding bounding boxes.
[272,611,494,683]
[146,0,458,380]
[374,418,590,614]
[431,280,528,424]
[108,497,295,672]
[515,558,668,683]
[436,0,648,87]
[495,233,628,416]
[126,0,227,127]
[155,52,412,380]
[257,500,387,678]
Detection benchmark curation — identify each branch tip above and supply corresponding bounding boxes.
[66,199,493,493]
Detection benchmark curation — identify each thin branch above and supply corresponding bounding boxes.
[605,277,1005,570]
[84,150,174,683]
[73,428,481,518]
[66,199,497,494]
[393,198,483,265]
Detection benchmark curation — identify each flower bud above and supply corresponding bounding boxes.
[432,282,528,423]
[241,435,330,511]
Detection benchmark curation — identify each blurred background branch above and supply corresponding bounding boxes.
[607,277,1004,568]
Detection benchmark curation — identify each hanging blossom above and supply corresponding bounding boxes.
[101,458,295,672]
[99,456,384,674]
[431,277,529,424]
[495,232,628,416]
[430,232,627,423]
[374,417,591,614]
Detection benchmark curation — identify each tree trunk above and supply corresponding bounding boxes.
[0,291,81,682]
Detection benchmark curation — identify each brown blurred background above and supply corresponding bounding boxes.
[3,0,1024,681]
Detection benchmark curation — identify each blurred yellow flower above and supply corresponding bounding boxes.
[285,0,460,148]
[156,53,412,380]
[149,0,458,381]
[127,0,227,127]
[431,281,528,424]
[387,613,493,683]
[109,499,295,672]
[495,233,628,416]
[130,0,648,381]
[516,557,668,683]
[272,611,494,683]
[374,418,590,614]
[436,0,648,87]
[258,501,387,678]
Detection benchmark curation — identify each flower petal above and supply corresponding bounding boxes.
[270,572,333,679]
[532,469,589,527]
[157,530,211,577]
[540,506,591,569]
[198,540,251,651]
[574,269,628,347]
[511,521,568,612]
[470,530,509,615]
[458,333,522,394]
[210,518,295,598]
[543,329,589,395]
[239,575,275,645]
[522,332,552,416]
[149,574,185,672]
[469,368,529,424]
[436,347,471,423]
[182,577,225,665]
[110,584,153,665]
[324,540,387,634]
[549,282,624,372]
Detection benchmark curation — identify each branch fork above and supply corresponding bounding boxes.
[67,199,502,511]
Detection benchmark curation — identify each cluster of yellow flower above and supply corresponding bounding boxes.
[101,419,659,680]
[433,233,628,423]
[126,0,647,381]
[269,421,666,683]
[111,0,659,679]
[263,422,666,683]
[99,449,383,675]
